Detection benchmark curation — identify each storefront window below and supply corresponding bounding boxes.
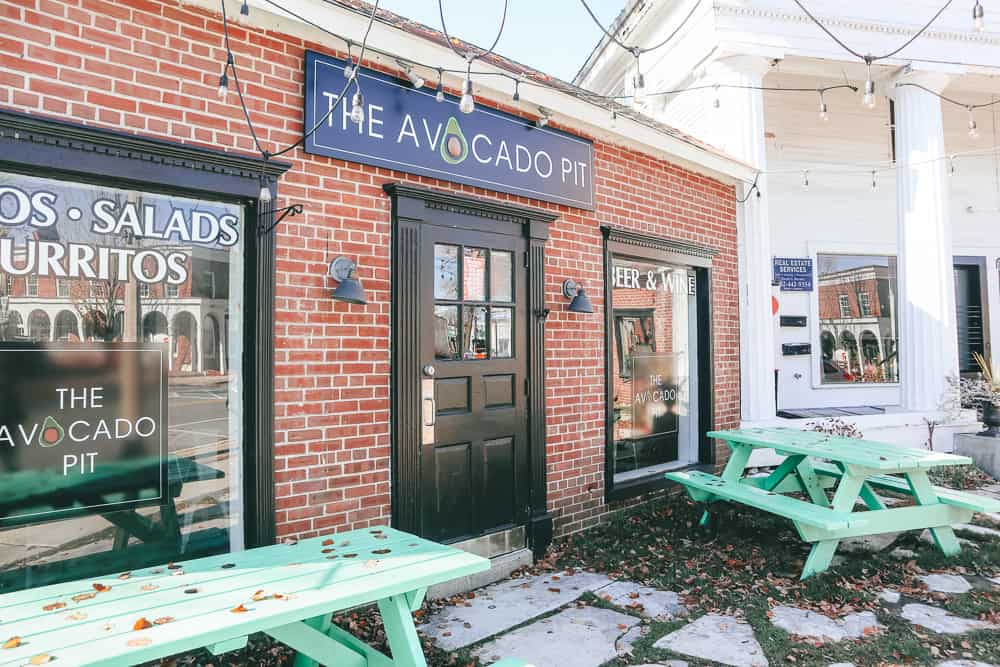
[816,253,899,385]
[609,254,700,485]
[0,171,245,592]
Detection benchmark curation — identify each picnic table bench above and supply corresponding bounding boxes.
[667,427,1000,579]
[0,526,530,667]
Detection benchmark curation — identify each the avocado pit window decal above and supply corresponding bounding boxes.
[304,51,595,210]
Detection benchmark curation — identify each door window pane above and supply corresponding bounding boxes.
[463,248,487,301]
[609,256,699,483]
[817,254,899,384]
[434,244,459,300]
[434,305,460,360]
[0,171,245,593]
[490,251,513,302]
[491,307,513,358]
[462,305,488,359]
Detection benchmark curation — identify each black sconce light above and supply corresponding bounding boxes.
[562,279,593,314]
[328,256,368,305]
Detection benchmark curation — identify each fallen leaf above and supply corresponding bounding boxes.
[153,617,174,625]
[322,538,334,546]
[132,618,152,631]
[252,590,269,602]
[42,602,66,612]
[92,583,111,593]
[140,584,159,592]
[2,637,21,649]
[118,572,132,580]
[547,588,561,593]
[29,654,51,664]
[126,637,152,647]
[71,592,96,602]
[66,612,87,621]
[231,604,249,613]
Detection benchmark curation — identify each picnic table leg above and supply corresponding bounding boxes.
[699,443,753,527]
[800,467,867,579]
[794,459,830,507]
[292,615,332,667]
[378,592,428,667]
[906,471,962,556]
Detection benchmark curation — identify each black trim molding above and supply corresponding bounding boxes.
[602,226,719,261]
[0,108,290,548]
[383,183,557,558]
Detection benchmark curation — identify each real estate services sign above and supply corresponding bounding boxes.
[304,51,595,210]
[0,343,167,525]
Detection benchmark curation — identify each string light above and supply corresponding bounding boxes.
[259,175,272,203]
[862,57,876,109]
[459,60,475,114]
[803,170,810,189]
[399,61,425,89]
[818,90,829,120]
[240,0,249,16]
[949,155,956,175]
[435,68,445,102]
[968,105,980,138]
[713,85,720,109]
[217,52,234,101]
[344,42,355,80]
[535,108,551,127]
[974,0,985,31]
[631,50,645,103]
[871,170,877,191]
[512,77,521,102]
[350,84,365,125]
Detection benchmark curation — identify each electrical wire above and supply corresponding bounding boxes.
[895,82,1000,110]
[613,82,858,101]
[220,0,265,156]
[578,0,703,55]
[438,0,508,63]
[790,0,956,62]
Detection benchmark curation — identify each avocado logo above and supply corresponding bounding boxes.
[440,117,469,165]
[39,415,65,448]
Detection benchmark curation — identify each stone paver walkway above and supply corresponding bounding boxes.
[653,614,767,667]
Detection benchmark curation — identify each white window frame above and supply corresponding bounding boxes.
[166,283,179,298]
[858,291,872,317]
[26,274,38,297]
[57,279,70,298]
[838,294,851,318]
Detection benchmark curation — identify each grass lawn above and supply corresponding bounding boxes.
[152,488,1000,667]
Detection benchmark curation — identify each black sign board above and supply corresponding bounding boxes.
[0,343,167,525]
[631,354,681,439]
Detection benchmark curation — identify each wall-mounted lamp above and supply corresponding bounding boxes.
[561,279,593,314]
[328,256,368,305]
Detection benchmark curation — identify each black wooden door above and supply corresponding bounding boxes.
[418,225,529,543]
[954,263,985,374]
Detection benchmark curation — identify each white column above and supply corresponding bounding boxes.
[709,56,777,422]
[892,72,959,412]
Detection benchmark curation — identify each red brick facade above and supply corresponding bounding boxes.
[1,0,740,539]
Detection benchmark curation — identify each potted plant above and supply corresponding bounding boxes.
[973,352,1000,437]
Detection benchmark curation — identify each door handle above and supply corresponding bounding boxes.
[421,377,435,445]
[423,397,436,426]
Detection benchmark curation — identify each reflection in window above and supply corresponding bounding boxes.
[817,253,898,385]
[463,248,487,301]
[490,251,513,302]
[25,274,38,297]
[609,256,699,484]
[434,244,458,300]
[491,307,512,358]
[434,305,459,360]
[462,305,488,359]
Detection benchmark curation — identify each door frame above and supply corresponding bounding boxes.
[383,183,557,557]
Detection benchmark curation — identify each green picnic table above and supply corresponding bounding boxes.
[0,526,529,667]
[667,427,1000,579]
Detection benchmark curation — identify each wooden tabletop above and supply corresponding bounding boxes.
[0,526,488,667]
[707,427,972,471]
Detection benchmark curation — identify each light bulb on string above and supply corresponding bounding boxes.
[803,170,810,189]
[259,175,272,204]
[240,0,249,16]
[459,62,475,114]
[862,58,876,109]
[631,50,645,103]
[512,78,521,102]
[974,1,985,31]
[611,109,618,127]
[949,155,956,176]
[399,61,424,89]
[968,106,980,138]
[535,108,550,128]
[713,85,721,109]
[344,42,355,80]
[435,69,445,103]
[217,71,229,101]
[818,91,829,120]
[871,170,877,192]
[350,87,365,125]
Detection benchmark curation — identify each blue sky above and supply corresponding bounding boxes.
[375,0,625,82]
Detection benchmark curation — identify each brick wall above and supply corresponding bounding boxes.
[1,0,740,539]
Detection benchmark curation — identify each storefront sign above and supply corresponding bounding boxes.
[631,354,680,438]
[304,51,595,209]
[0,343,167,524]
[612,264,695,295]
[772,257,813,292]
